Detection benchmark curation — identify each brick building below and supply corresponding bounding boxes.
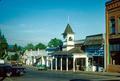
[106,0,120,72]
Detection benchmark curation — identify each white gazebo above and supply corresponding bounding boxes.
[50,47,89,72]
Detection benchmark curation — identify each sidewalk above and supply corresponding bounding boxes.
[75,71,120,77]
[48,69,120,77]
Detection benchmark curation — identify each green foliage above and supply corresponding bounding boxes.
[0,30,8,59]
[8,44,22,52]
[25,43,34,50]
[35,43,46,50]
[11,53,19,61]
[8,43,22,52]
[13,43,18,52]
[48,38,63,47]
[24,43,46,50]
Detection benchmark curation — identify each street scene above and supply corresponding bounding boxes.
[0,0,120,81]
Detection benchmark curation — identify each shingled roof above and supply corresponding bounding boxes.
[62,24,74,38]
[84,34,104,45]
[51,47,84,56]
[69,47,84,53]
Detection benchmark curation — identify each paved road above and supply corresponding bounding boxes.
[3,67,120,81]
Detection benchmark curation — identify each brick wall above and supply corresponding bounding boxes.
[107,64,120,73]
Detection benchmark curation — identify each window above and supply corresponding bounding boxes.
[110,18,116,34]
[110,44,120,52]
[116,44,120,51]
[110,45,112,51]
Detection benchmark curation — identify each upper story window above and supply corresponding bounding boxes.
[110,44,120,52]
[69,37,73,41]
[110,17,116,34]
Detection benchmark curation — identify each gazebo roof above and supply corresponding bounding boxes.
[69,47,84,53]
[51,47,84,56]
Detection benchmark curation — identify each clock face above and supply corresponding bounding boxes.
[69,37,72,41]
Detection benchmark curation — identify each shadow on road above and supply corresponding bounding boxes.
[70,79,90,81]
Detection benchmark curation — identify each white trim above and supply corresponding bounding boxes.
[60,58,63,71]
[66,57,68,71]
[55,58,57,71]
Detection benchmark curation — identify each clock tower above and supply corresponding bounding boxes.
[62,24,75,51]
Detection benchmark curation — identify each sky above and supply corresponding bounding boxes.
[0,0,106,46]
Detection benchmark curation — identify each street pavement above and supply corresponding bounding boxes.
[3,66,120,81]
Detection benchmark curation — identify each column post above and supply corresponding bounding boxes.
[86,57,88,71]
[66,57,68,71]
[73,56,75,72]
[46,57,49,68]
[51,57,53,70]
[60,57,62,71]
[55,58,57,71]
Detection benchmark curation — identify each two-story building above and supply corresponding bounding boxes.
[106,0,120,72]
[84,34,104,72]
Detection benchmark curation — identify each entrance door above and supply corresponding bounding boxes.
[76,58,86,71]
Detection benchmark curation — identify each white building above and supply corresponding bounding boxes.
[22,49,49,66]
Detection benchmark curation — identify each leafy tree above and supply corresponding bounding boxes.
[11,53,19,61]
[0,30,8,59]
[35,43,46,50]
[8,44,23,52]
[25,43,34,50]
[13,43,18,52]
[48,38,63,48]
[18,46,22,51]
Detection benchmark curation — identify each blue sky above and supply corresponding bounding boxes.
[0,0,106,46]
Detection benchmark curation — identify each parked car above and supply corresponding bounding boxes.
[0,64,12,77]
[11,64,26,76]
[0,64,26,76]
[36,64,47,70]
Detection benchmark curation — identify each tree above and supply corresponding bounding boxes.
[35,43,46,50]
[11,53,19,61]
[13,43,18,52]
[48,38,63,48]
[25,43,34,50]
[0,30,8,59]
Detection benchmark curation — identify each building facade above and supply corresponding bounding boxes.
[84,34,104,72]
[22,49,49,67]
[106,0,120,72]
